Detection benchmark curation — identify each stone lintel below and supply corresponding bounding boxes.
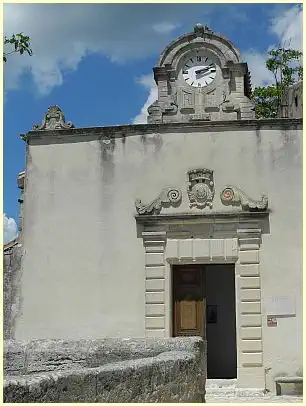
[136,211,269,226]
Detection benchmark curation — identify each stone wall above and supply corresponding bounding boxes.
[287,82,303,118]
[3,240,22,340]
[4,337,206,403]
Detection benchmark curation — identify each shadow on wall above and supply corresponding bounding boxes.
[4,337,206,403]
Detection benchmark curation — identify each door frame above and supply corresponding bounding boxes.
[139,213,267,389]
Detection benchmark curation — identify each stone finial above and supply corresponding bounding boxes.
[32,105,75,131]
[194,23,212,37]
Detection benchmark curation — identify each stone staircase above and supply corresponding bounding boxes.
[205,379,265,400]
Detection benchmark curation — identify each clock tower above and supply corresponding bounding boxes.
[147,23,255,123]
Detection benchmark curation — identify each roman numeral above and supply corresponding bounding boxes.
[183,70,188,74]
[205,57,208,62]
[205,81,208,85]
[197,56,201,62]
[191,81,194,85]
[209,76,214,79]
[185,64,190,68]
[190,58,194,63]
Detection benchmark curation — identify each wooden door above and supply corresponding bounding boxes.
[173,266,206,337]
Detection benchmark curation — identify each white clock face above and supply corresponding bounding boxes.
[181,52,217,88]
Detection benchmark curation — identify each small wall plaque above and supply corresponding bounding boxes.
[265,296,296,317]
[267,316,277,327]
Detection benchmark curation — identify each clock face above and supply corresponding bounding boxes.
[181,52,217,88]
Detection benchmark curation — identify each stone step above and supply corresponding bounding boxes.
[206,388,265,398]
[206,379,237,389]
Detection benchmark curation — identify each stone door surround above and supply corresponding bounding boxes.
[136,211,269,388]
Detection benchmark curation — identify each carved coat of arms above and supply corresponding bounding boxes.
[187,168,215,209]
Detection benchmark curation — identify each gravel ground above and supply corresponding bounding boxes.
[206,395,303,403]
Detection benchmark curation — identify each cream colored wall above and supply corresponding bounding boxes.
[17,123,302,389]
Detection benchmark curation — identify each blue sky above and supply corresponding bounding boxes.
[3,3,302,243]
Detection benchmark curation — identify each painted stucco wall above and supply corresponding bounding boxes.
[15,120,302,389]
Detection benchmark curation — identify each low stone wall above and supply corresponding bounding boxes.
[4,337,206,402]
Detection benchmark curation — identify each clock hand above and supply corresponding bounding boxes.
[196,69,214,78]
[195,67,210,74]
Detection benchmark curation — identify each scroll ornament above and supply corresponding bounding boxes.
[220,186,268,211]
[135,187,182,215]
[33,105,75,131]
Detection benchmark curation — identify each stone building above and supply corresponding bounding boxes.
[5,25,302,394]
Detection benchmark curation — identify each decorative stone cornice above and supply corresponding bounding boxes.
[32,105,75,131]
[25,118,302,145]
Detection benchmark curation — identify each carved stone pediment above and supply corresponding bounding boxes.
[33,105,75,131]
[135,171,269,216]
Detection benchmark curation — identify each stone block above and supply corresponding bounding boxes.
[240,288,261,301]
[239,250,260,264]
[145,266,165,279]
[178,239,192,259]
[240,314,262,327]
[193,239,210,258]
[145,253,165,266]
[146,278,165,292]
[240,352,263,366]
[237,366,265,388]
[146,304,165,316]
[146,291,165,303]
[145,316,165,329]
[240,327,262,339]
[239,276,260,289]
[241,339,262,352]
[240,301,261,314]
[239,264,260,276]
[145,329,166,338]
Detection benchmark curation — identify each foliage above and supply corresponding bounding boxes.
[251,47,303,119]
[3,33,32,62]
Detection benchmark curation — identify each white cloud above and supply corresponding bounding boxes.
[243,51,275,87]
[270,5,302,50]
[244,5,302,87]
[4,214,18,244]
[132,75,158,124]
[153,22,178,34]
[3,4,207,95]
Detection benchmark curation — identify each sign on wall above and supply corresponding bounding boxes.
[265,296,296,317]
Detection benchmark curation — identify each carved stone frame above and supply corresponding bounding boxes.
[136,211,269,389]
